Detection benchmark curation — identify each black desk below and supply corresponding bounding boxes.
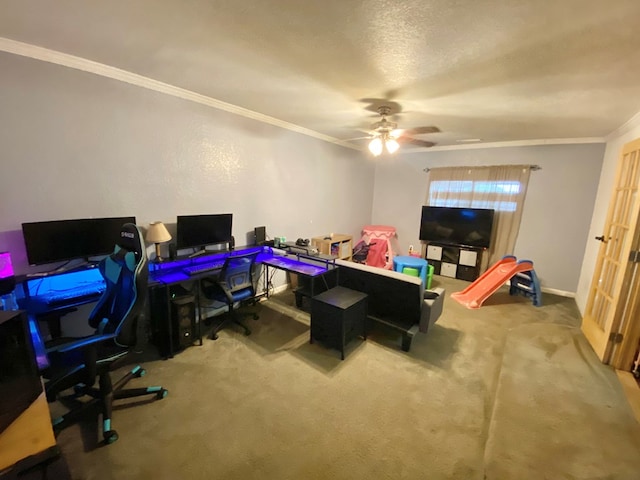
[261,250,337,307]
[146,248,256,358]
[15,246,337,359]
[149,246,338,357]
[17,266,105,339]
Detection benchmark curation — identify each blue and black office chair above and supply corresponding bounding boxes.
[43,223,167,445]
[201,250,260,340]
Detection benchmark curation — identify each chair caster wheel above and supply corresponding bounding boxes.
[244,331,251,336]
[211,333,219,340]
[103,430,119,444]
[136,368,146,377]
[156,388,169,400]
[73,384,86,396]
[252,314,259,320]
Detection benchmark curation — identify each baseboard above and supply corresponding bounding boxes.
[273,284,289,294]
[540,287,575,298]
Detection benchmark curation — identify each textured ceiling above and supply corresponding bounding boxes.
[2,0,640,151]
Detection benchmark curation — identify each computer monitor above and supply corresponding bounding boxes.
[176,214,233,251]
[21,216,137,266]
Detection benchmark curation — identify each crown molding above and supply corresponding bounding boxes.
[3,37,632,155]
[401,137,606,154]
[0,37,360,151]
[605,110,640,141]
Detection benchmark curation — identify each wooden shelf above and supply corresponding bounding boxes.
[311,234,353,261]
[425,242,484,282]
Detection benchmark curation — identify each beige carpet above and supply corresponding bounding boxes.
[51,277,640,479]
[484,323,640,479]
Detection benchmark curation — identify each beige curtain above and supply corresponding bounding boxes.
[426,165,531,267]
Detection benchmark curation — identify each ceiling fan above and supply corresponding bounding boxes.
[354,105,440,156]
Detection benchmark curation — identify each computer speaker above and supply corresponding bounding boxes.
[168,243,177,260]
[229,236,235,250]
[254,226,266,245]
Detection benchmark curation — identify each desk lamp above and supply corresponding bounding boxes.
[145,222,172,261]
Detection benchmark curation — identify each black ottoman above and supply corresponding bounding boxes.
[310,286,368,360]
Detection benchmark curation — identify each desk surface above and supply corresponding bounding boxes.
[148,245,263,285]
[15,246,336,317]
[260,254,330,277]
[149,246,333,286]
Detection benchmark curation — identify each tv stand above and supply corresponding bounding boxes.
[425,243,484,282]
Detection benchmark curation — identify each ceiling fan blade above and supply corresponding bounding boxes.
[402,126,440,135]
[344,136,372,141]
[398,137,436,148]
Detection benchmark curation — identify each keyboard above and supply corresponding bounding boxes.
[44,284,105,306]
[183,260,225,276]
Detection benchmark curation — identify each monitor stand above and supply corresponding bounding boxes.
[188,248,208,259]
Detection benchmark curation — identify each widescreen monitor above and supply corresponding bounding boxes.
[176,214,233,250]
[21,216,136,266]
[419,206,495,248]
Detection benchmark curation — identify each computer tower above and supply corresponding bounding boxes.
[148,286,197,357]
[171,293,196,349]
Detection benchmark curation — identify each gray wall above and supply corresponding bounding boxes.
[372,143,605,293]
[0,52,374,277]
[0,49,614,297]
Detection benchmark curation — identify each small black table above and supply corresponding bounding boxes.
[310,286,368,360]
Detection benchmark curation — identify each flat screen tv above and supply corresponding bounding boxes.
[419,206,495,248]
[21,216,136,266]
[176,214,233,250]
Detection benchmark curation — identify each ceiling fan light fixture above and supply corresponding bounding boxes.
[369,136,383,156]
[385,137,399,154]
[363,104,439,154]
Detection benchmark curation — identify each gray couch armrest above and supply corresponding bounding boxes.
[420,287,446,333]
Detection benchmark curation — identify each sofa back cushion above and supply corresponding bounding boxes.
[335,260,423,328]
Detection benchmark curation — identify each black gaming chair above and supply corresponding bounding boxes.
[201,250,260,340]
[43,223,167,445]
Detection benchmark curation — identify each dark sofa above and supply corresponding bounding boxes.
[296,259,444,351]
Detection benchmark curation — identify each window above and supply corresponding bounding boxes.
[428,180,522,212]
[425,165,533,266]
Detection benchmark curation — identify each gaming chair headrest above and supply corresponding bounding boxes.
[116,223,144,258]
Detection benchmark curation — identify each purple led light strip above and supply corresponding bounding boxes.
[0,252,14,279]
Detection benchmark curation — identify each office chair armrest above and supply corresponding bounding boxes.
[46,333,118,354]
